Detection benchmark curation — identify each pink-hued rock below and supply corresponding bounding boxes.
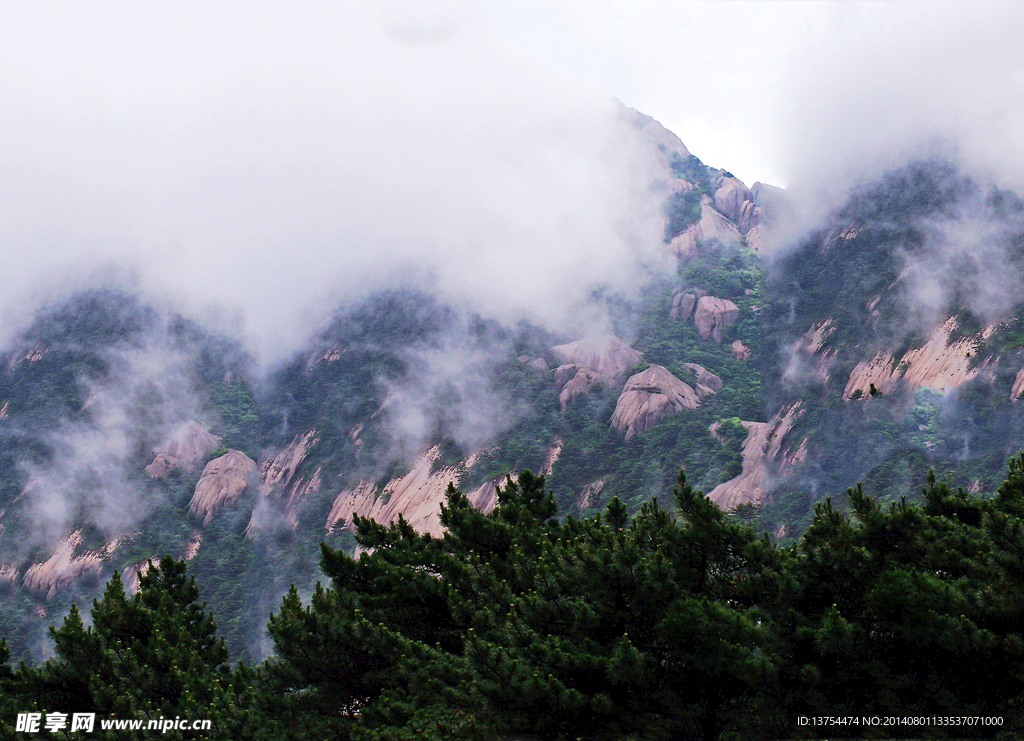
[1013,368,1024,401]
[708,402,805,510]
[845,318,985,401]
[23,531,104,599]
[667,202,742,257]
[550,336,642,380]
[670,292,699,321]
[694,296,740,344]
[189,450,257,524]
[731,340,751,360]
[685,363,723,394]
[738,199,760,235]
[144,421,221,478]
[611,365,702,440]
[713,177,751,223]
[325,447,499,537]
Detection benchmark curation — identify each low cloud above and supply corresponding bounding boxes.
[0,1,667,364]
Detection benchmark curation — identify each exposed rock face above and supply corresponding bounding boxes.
[843,351,899,399]
[0,400,8,418]
[667,199,742,257]
[1012,368,1024,401]
[145,421,221,478]
[685,363,723,395]
[713,176,751,223]
[123,556,156,595]
[550,336,642,410]
[731,340,751,360]
[611,365,702,440]
[551,336,642,379]
[693,296,740,343]
[554,365,603,410]
[621,105,691,178]
[325,447,495,537]
[576,478,606,509]
[845,318,984,400]
[541,436,563,476]
[189,450,257,525]
[900,320,980,391]
[669,291,701,321]
[738,199,760,235]
[183,532,202,561]
[261,428,321,502]
[745,226,765,252]
[0,564,17,583]
[518,355,549,373]
[708,403,805,510]
[784,318,837,385]
[23,531,105,599]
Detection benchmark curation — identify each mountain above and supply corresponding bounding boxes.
[3,112,1024,662]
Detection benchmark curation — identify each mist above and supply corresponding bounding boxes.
[773,2,1024,237]
[0,1,667,364]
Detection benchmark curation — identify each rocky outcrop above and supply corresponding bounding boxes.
[745,226,765,252]
[189,450,257,524]
[694,296,740,343]
[0,400,8,418]
[261,428,321,503]
[900,320,981,392]
[518,355,549,373]
[1012,368,1024,401]
[667,198,742,257]
[576,478,606,509]
[669,289,703,320]
[621,105,691,179]
[144,421,221,478]
[326,447,495,537]
[731,340,751,360]
[611,365,702,440]
[23,531,105,599]
[843,351,899,399]
[123,556,156,595]
[845,318,984,400]
[685,363,723,395]
[553,366,603,410]
[738,199,760,235]
[550,336,642,410]
[708,402,805,510]
[675,202,742,255]
[541,436,563,476]
[551,336,642,379]
[713,176,751,223]
[183,532,202,560]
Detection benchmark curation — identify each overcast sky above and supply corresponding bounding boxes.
[2,1,1022,360]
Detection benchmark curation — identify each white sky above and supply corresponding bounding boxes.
[488,1,1024,190]
[1,1,1023,359]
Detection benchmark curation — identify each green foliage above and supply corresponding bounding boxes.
[10,461,1024,737]
[0,557,258,739]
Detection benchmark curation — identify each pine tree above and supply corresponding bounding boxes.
[1,556,257,740]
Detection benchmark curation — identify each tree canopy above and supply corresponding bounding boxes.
[7,461,1024,739]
